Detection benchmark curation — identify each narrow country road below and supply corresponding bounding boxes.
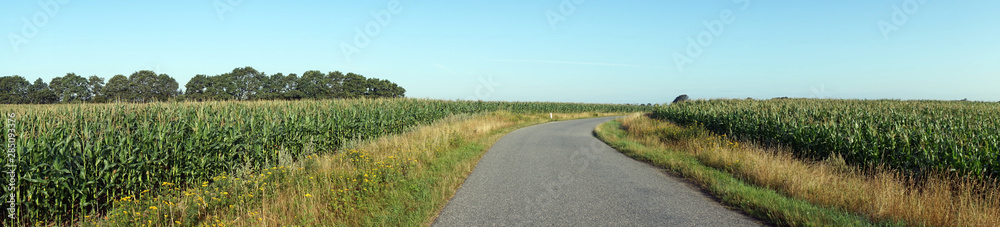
[433,116,761,226]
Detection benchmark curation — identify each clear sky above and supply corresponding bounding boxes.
[2,1,998,104]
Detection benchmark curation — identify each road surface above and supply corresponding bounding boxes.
[433,116,760,226]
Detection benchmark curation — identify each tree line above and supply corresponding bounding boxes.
[0,67,406,104]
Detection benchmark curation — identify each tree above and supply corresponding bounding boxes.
[672,94,689,104]
[103,74,130,102]
[257,73,286,100]
[363,78,380,98]
[127,70,158,102]
[326,71,345,98]
[87,75,105,103]
[298,70,328,99]
[364,78,405,98]
[50,73,90,103]
[184,74,210,101]
[3,68,403,104]
[27,78,57,104]
[154,73,179,101]
[390,82,405,98]
[0,75,31,104]
[283,73,303,100]
[205,74,234,100]
[339,73,367,99]
[223,67,266,100]
[125,70,178,102]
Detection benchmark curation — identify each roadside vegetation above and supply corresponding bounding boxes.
[86,111,617,226]
[656,99,1000,177]
[597,112,999,226]
[1,98,643,226]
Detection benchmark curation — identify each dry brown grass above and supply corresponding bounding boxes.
[221,113,513,225]
[166,111,623,226]
[619,114,1000,226]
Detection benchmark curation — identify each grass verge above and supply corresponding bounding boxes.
[594,113,894,226]
[597,113,1000,226]
[79,111,620,226]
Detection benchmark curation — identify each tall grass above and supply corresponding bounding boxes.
[610,114,1000,226]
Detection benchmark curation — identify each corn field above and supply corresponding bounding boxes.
[653,99,1000,177]
[0,98,649,223]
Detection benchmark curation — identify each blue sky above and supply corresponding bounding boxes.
[2,0,998,103]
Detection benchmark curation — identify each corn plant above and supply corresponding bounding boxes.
[654,99,1000,178]
[0,98,649,224]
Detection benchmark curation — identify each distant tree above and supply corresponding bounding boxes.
[389,79,406,98]
[103,74,130,102]
[126,70,177,102]
[205,74,234,100]
[50,73,91,103]
[326,71,345,98]
[283,73,303,100]
[49,76,62,101]
[253,72,271,100]
[127,70,158,102]
[257,73,287,100]
[222,67,266,100]
[155,73,179,101]
[363,78,382,98]
[672,94,689,104]
[5,68,404,104]
[339,73,367,99]
[0,75,31,104]
[27,78,57,104]
[364,78,405,98]
[393,85,406,98]
[298,70,328,99]
[184,74,210,101]
[87,75,105,103]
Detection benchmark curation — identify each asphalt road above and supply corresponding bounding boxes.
[433,116,761,226]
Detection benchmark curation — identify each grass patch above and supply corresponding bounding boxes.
[79,111,623,226]
[594,114,895,226]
